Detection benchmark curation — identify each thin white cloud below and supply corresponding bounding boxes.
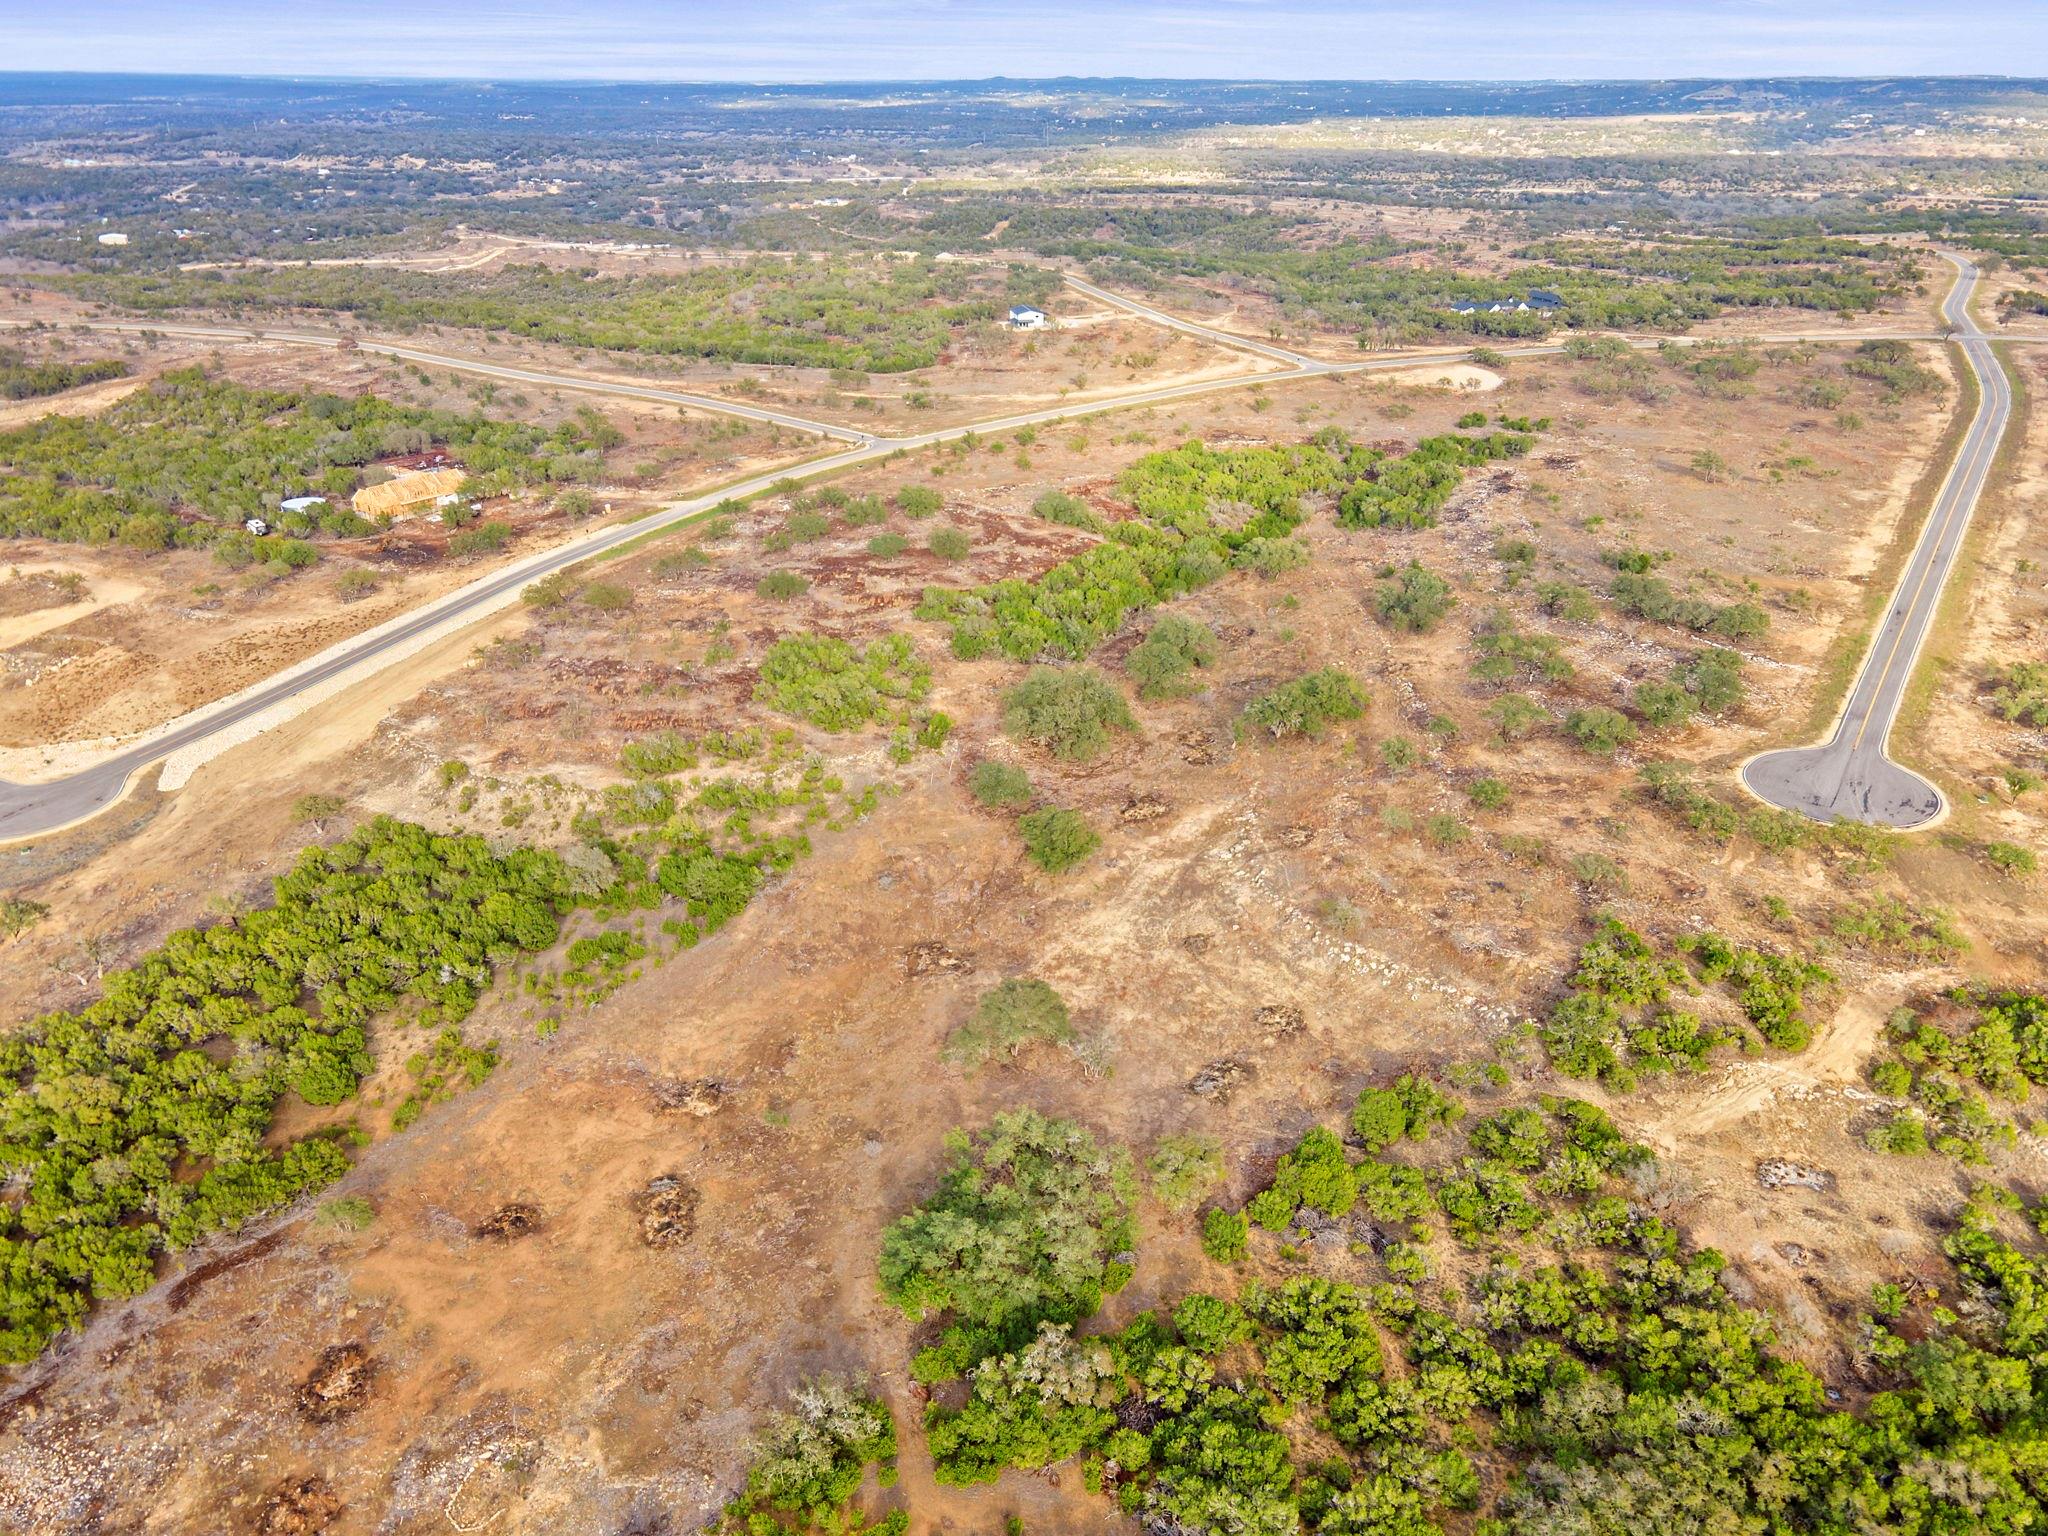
[3,0,2043,80]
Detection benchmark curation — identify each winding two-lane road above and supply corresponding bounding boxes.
[0,316,1410,843]
[1741,254,2011,829]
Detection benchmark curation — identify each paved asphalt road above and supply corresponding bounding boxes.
[1062,274,1332,369]
[0,274,2006,842]
[0,305,1364,842]
[1741,254,2012,829]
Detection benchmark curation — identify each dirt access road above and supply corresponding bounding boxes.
[0,270,2008,843]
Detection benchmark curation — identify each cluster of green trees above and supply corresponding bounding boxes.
[878,1109,1137,1380]
[1636,761,1902,870]
[875,1080,2048,1535]
[710,1375,903,1536]
[917,429,1528,661]
[1989,661,2048,727]
[1632,646,1747,727]
[1542,915,1832,1088]
[1609,568,1769,643]
[0,369,613,548]
[1519,234,1915,315]
[72,256,998,371]
[2,717,919,1364]
[1843,339,1946,400]
[1336,430,1533,530]
[0,818,578,1364]
[0,347,127,401]
[1867,990,2048,1165]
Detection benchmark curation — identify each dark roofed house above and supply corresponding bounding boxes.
[1527,288,1565,312]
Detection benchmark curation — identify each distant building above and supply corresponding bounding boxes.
[1008,305,1049,331]
[1449,291,1563,316]
[352,467,468,518]
[96,231,129,247]
[279,495,328,514]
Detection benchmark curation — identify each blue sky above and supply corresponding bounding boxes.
[4,1,2045,81]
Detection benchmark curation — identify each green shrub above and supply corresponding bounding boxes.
[290,792,346,825]
[756,571,809,599]
[1987,841,2039,878]
[1125,614,1218,700]
[867,532,910,557]
[1173,1292,1253,1354]
[1633,679,1694,728]
[1149,1135,1226,1213]
[1468,777,1510,811]
[333,568,381,602]
[446,522,510,561]
[1247,1126,1358,1231]
[1682,647,1747,713]
[945,978,1075,1069]
[895,485,943,518]
[1867,1112,1930,1155]
[1469,1107,1552,1170]
[1565,706,1637,755]
[925,1323,1120,1485]
[1235,537,1310,578]
[1241,669,1366,740]
[0,896,48,940]
[1004,667,1135,761]
[1486,693,1545,739]
[968,759,1033,808]
[1471,610,1575,684]
[1425,814,1469,846]
[754,632,932,731]
[781,510,833,544]
[1019,808,1101,873]
[715,1376,898,1532]
[929,526,973,560]
[1201,1207,1250,1263]
[1373,561,1455,633]
[1033,489,1102,530]
[313,1195,376,1231]
[1537,580,1599,622]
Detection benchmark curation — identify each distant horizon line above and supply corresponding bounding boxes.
[2,68,2043,88]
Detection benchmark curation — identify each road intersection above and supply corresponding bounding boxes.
[0,263,2023,841]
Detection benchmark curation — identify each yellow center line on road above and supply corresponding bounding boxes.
[1845,338,2001,752]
